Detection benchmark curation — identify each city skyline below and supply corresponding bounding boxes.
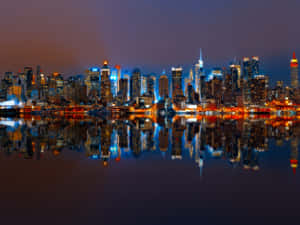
[0,51,298,86]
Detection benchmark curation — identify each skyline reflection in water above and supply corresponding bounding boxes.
[0,116,299,175]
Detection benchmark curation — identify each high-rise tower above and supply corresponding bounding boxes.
[130,68,141,101]
[291,52,299,89]
[171,67,183,98]
[159,74,169,100]
[100,60,113,105]
[195,49,204,94]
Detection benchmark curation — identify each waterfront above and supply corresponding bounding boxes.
[0,116,299,224]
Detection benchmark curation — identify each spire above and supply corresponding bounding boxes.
[198,48,204,68]
[293,52,296,59]
[200,48,202,61]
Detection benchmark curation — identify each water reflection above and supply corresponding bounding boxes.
[0,116,299,174]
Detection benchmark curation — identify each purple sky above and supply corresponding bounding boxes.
[0,0,299,84]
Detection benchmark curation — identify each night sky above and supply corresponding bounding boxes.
[0,0,299,84]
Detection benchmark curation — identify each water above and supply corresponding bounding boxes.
[0,116,299,225]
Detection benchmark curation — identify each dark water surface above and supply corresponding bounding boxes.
[0,117,299,225]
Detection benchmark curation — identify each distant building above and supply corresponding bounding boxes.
[141,75,147,95]
[100,60,113,106]
[115,65,121,93]
[171,67,183,98]
[24,67,33,99]
[250,75,269,106]
[117,78,128,103]
[194,49,204,94]
[159,75,169,99]
[243,57,260,105]
[147,75,156,102]
[130,68,141,101]
[110,67,118,97]
[48,72,64,103]
[291,52,299,89]
[171,67,186,108]
[85,67,100,101]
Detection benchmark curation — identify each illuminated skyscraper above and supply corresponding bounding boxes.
[48,72,64,103]
[243,57,260,105]
[100,60,113,105]
[147,75,156,102]
[130,68,141,101]
[159,74,169,99]
[251,56,260,75]
[250,75,269,106]
[24,67,33,99]
[195,49,204,94]
[172,67,186,108]
[290,52,299,89]
[171,67,183,98]
[110,67,118,97]
[85,67,100,100]
[141,75,147,95]
[117,78,128,103]
[115,65,121,92]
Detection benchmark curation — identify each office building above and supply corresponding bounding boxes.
[100,60,113,106]
[130,68,141,101]
[291,52,299,89]
[159,74,169,100]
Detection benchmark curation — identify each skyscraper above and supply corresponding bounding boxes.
[130,68,141,101]
[159,74,169,99]
[24,67,33,99]
[110,67,118,97]
[141,75,147,95]
[100,60,113,106]
[85,67,100,100]
[291,52,299,89]
[117,78,128,103]
[250,75,269,106]
[195,49,204,94]
[243,57,260,105]
[171,67,183,98]
[243,57,251,81]
[147,75,156,102]
[115,65,121,93]
[251,56,260,76]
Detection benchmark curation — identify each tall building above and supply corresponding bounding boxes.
[243,57,251,81]
[48,72,64,103]
[100,60,113,105]
[110,67,118,97]
[243,57,260,105]
[159,74,169,99]
[251,56,260,76]
[123,73,131,101]
[199,73,206,102]
[147,75,156,102]
[117,78,128,103]
[171,67,183,98]
[24,67,33,99]
[195,49,204,94]
[172,67,185,108]
[250,75,269,106]
[85,67,100,102]
[141,75,147,95]
[130,68,141,101]
[115,65,121,93]
[291,52,299,89]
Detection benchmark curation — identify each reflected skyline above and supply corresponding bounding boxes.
[1,116,299,176]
